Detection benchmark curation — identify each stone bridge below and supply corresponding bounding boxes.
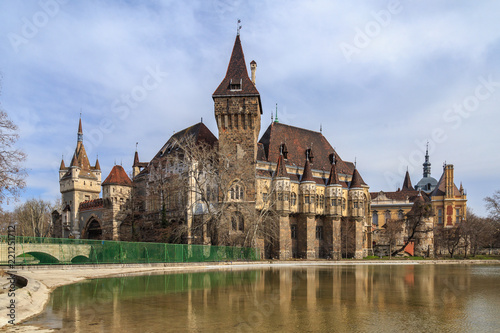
[0,242,94,264]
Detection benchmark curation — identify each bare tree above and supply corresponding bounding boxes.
[484,190,500,246]
[14,198,53,237]
[0,109,26,207]
[460,209,492,257]
[391,198,433,257]
[383,218,404,258]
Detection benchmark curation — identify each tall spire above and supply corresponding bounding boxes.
[274,103,279,123]
[77,116,83,142]
[423,141,431,178]
[212,34,261,102]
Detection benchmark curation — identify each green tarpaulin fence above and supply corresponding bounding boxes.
[0,235,259,265]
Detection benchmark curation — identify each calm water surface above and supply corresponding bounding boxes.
[26,264,500,332]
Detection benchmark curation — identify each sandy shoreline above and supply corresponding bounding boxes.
[2,259,499,332]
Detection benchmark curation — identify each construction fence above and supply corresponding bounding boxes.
[0,235,260,265]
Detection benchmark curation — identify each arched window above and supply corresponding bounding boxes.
[231,212,244,232]
[229,183,244,201]
[291,192,297,206]
[385,210,391,223]
[372,211,378,226]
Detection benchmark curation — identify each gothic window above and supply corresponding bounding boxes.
[291,224,297,239]
[278,192,283,201]
[342,198,346,210]
[319,195,324,207]
[231,212,244,231]
[315,194,319,205]
[230,183,244,201]
[316,226,323,240]
[372,211,378,226]
[291,192,297,206]
[284,192,289,202]
[331,198,336,206]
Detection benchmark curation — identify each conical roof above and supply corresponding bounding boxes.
[326,162,340,186]
[275,153,289,178]
[95,158,101,170]
[60,159,66,170]
[102,165,132,186]
[301,159,314,182]
[349,168,363,189]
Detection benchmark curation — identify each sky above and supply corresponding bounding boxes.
[0,0,499,216]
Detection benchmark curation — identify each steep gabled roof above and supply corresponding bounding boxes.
[258,122,355,174]
[102,165,132,186]
[430,170,461,197]
[402,170,414,191]
[154,122,218,159]
[213,35,260,99]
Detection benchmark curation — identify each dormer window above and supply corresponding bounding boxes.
[229,79,242,91]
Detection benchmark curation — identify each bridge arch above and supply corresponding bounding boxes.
[17,251,59,264]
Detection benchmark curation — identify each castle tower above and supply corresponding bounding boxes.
[298,151,316,259]
[348,167,366,259]
[273,149,292,259]
[102,165,133,240]
[59,118,101,238]
[213,33,262,238]
[325,157,343,260]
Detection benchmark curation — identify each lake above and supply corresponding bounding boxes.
[26,264,500,332]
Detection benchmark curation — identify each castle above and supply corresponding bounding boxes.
[53,33,466,259]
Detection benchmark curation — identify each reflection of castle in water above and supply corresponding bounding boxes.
[35,266,487,332]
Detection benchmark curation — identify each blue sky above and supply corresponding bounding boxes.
[1,0,499,216]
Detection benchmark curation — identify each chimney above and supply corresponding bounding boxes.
[250,60,257,85]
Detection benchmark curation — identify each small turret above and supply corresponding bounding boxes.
[326,156,343,216]
[273,150,291,212]
[250,60,257,85]
[300,153,316,214]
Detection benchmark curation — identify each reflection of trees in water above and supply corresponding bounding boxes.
[29,265,499,332]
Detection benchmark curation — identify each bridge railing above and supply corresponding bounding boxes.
[0,235,260,265]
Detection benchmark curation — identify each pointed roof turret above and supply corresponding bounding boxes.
[70,153,78,167]
[423,142,431,178]
[349,168,364,189]
[60,158,66,170]
[95,158,101,170]
[275,152,289,178]
[301,158,314,182]
[133,150,140,167]
[213,35,262,112]
[402,170,414,191]
[326,160,340,186]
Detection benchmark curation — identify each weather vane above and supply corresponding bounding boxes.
[237,19,242,35]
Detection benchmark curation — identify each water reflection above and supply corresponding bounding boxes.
[27,265,500,332]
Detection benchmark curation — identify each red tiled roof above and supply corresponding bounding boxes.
[95,158,101,170]
[258,122,354,173]
[213,35,261,102]
[102,165,132,186]
[79,198,104,211]
[370,190,430,202]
